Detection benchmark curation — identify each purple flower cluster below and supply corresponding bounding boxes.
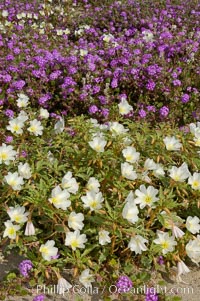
[18,260,33,277]
[145,287,159,301]
[116,275,133,293]
[32,294,45,301]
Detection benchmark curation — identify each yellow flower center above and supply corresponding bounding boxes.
[161,241,169,250]
[8,228,15,235]
[174,175,180,181]
[192,181,200,188]
[145,195,152,204]
[90,200,98,209]
[51,197,59,205]
[13,124,20,131]
[29,126,36,133]
[14,215,22,223]
[1,152,8,160]
[71,240,78,248]
[40,246,49,255]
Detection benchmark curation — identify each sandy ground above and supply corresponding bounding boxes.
[0,250,200,301]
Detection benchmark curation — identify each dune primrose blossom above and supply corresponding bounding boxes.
[99,230,111,245]
[118,99,133,115]
[188,172,200,190]
[185,236,200,265]
[48,185,71,210]
[79,269,95,288]
[7,206,28,223]
[65,230,87,250]
[128,235,148,254]
[81,190,104,211]
[122,146,140,163]
[163,136,182,151]
[68,212,84,231]
[121,162,137,180]
[186,216,200,234]
[153,231,177,255]
[18,162,32,179]
[0,144,17,165]
[135,185,159,209]
[3,221,20,239]
[6,117,25,135]
[57,277,72,295]
[61,171,79,194]
[86,177,100,192]
[169,162,190,182]
[88,136,107,152]
[39,240,58,261]
[4,172,24,190]
[28,119,43,136]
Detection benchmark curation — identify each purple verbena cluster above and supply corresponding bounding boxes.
[116,275,133,293]
[32,294,45,301]
[145,287,159,301]
[18,259,33,277]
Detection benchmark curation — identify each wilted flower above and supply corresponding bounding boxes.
[18,162,32,179]
[99,230,111,245]
[128,235,148,254]
[79,269,95,288]
[57,277,72,294]
[25,221,36,236]
[4,172,24,190]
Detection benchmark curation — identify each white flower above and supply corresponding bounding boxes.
[81,191,104,211]
[7,206,28,223]
[3,221,20,239]
[121,162,137,180]
[0,144,17,165]
[88,136,107,152]
[65,230,87,250]
[54,117,65,134]
[28,119,43,136]
[61,171,79,194]
[122,146,140,163]
[18,162,32,179]
[153,164,165,177]
[128,235,148,254]
[17,110,29,122]
[135,184,159,209]
[122,192,139,224]
[4,172,24,190]
[16,93,29,108]
[103,33,114,43]
[39,108,49,119]
[153,231,177,255]
[177,260,190,278]
[6,118,25,134]
[68,212,84,230]
[188,172,200,190]
[57,277,72,294]
[39,240,58,261]
[186,216,200,234]
[163,136,182,151]
[109,122,129,135]
[142,30,154,42]
[169,162,190,182]
[86,177,100,192]
[144,158,157,170]
[80,49,88,56]
[118,99,133,115]
[79,269,95,288]
[24,221,36,236]
[172,225,185,238]
[99,230,111,245]
[49,186,71,210]
[2,10,8,17]
[186,236,200,265]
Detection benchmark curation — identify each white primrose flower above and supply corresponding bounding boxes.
[144,158,157,170]
[109,121,129,135]
[118,99,133,115]
[88,136,107,152]
[18,162,32,179]
[128,235,148,254]
[189,122,200,135]
[0,144,17,165]
[68,212,84,231]
[81,191,104,211]
[3,221,20,239]
[7,206,28,223]
[86,177,100,192]
[135,184,159,209]
[163,136,182,151]
[24,221,36,236]
[153,164,165,177]
[121,162,137,180]
[2,10,8,17]
[122,192,139,224]
[28,119,43,136]
[80,49,88,56]
[49,186,71,210]
[57,277,72,295]
[39,240,58,261]
[177,260,190,281]
[186,216,200,234]
[6,118,25,134]
[79,269,95,288]
[54,117,65,134]
[142,30,154,42]
[186,235,200,265]
[99,230,111,245]
[61,171,79,194]
[65,230,87,250]
[39,108,49,119]
[4,172,24,190]
[188,172,200,190]
[16,93,29,108]
[153,231,177,255]
[17,110,29,122]
[122,146,140,163]
[172,225,185,239]
[102,33,114,43]
[169,162,190,182]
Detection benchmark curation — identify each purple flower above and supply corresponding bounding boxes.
[173,79,181,86]
[19,260,33,277]
[5,136,13,143]
[88,105,99,114]
[21,150,27,158]
[4,109,14,118]
[181,94,190,103]
[11,80,26,90]
[116,275,133,293]
[146,80,156,91]
[138,109,146,118]
[147,105,156,112]
[145,287,159,301]
[32,294,45,301]
[101,108,109,117]
[157,256,164,265]
[159,106,169,117]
